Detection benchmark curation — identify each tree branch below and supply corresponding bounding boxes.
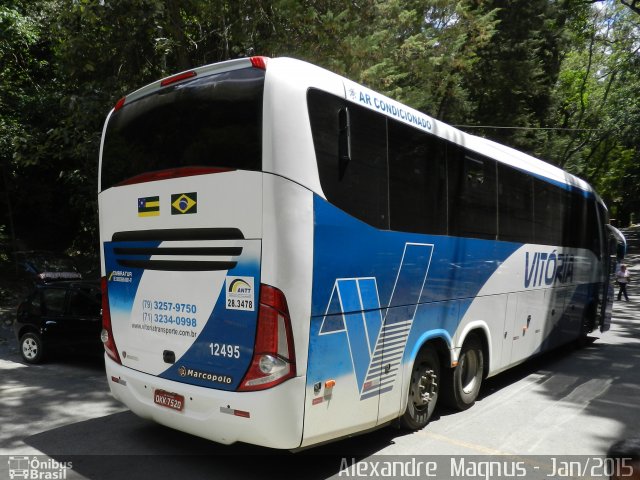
[621,0,640,16]
[580,0,640,16]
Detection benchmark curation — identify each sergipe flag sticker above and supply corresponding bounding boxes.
[138,196,160,217]
[171,192,197,215]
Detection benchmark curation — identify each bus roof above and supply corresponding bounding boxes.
[464,134,593,193]
[110,55,595,196]
[314,58,594,195]
[114,57,258,111]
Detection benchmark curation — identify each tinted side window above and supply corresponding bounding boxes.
[566,190,585,248]
[388,119,447,235]
[588,199,602,254]
[41,289,67,316]
[498,164,534,243]
[533,179,566,246]
[69,290,101,316]
[448,148,497,240]
[308,89,389,229]
[28,292,42,315]
[563,189,599,253]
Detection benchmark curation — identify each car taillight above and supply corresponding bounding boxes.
[100,276,121,364]
[238,285,295,391]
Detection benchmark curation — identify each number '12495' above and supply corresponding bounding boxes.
[209,343,240,359]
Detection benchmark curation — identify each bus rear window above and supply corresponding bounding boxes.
[101,67,264,191]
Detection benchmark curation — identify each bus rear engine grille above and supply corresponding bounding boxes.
[111,228,244,272]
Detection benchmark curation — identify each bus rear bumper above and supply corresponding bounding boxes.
[105,355,305,449]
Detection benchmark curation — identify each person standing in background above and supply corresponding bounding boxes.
[616,264,631,302]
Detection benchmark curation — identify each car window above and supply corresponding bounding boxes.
[68,290,101,316]
[27,293,42,315]
[41,288,67,316]
[30,255,78,273]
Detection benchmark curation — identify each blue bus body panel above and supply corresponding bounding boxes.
[308,196,520,392]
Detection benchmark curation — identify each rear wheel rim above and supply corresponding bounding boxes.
[22,338,38,360]
[412,365,438,413]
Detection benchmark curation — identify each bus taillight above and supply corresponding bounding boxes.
[239,284,296,391]
[100,276,121,364]
[114,96,126,111]
[160,70,197,87]
[250,56,268,70]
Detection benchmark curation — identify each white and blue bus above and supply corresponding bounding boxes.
[98,56,625,449]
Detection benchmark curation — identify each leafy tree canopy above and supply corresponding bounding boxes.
[1,0,639,259]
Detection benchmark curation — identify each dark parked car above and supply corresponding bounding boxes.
[13,250,82,284]
[14,281,102,364]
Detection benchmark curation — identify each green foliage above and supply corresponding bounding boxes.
[544,1,640,223]
[0,0,639,254]
[461,0,579,152]
[265,0,498,123]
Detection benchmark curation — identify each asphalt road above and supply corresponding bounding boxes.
[1,228,638,479]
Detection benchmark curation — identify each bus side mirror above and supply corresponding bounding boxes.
[338,107,351,180]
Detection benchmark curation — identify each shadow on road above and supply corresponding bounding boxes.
[469,227,640,452]
[23,409,401,479]
[14,228,640,476]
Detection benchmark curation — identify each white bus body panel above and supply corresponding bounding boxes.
[452,244,600,376]
[105,356,305,448]
[99,171,263,379]
[260,174,314,376]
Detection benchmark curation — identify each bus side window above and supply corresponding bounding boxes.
[584,197,602,256]
[567,190,601,254]
[448,147,498,240]
[497,164,534,243]
[533,179,566,246]
[388,119,447,235]
[308,89,389,229]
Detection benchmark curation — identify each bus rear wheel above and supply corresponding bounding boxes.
[442,334,484,410]
[400,348,440,430]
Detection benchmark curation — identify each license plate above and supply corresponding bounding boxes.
[154,389,184,412]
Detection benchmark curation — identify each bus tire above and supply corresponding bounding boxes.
[442,334,483,411]
[400,348,440,430]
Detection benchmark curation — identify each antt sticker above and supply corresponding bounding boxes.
[225,276,255,311]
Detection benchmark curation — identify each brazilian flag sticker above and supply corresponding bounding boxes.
[171,192,197,215]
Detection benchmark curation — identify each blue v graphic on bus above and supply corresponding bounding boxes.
[319,243,434,400]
